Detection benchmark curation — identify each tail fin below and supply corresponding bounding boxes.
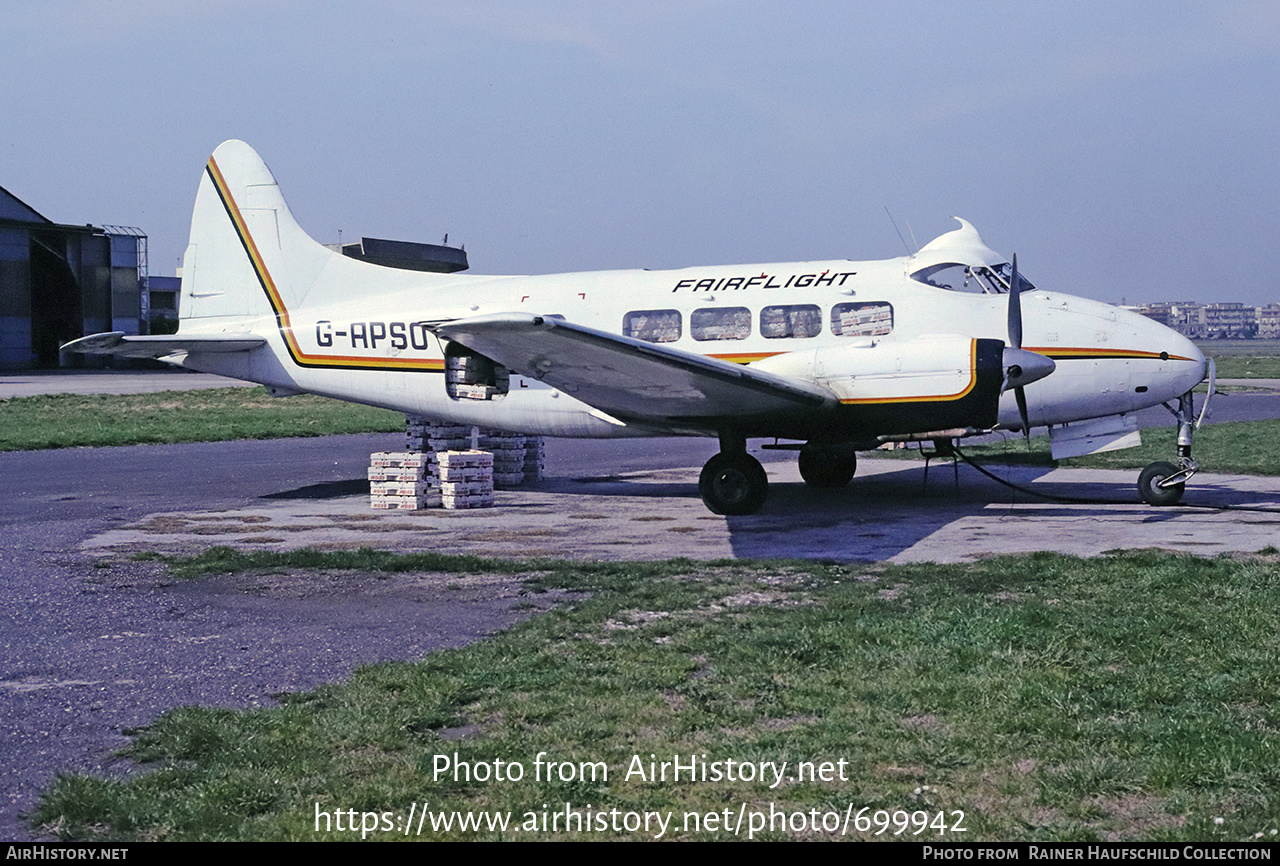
[179,140,331,323]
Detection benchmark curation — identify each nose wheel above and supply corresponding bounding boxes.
[1137,461,1186,506]
[699,450,768,515]
[1137,388,1202,506]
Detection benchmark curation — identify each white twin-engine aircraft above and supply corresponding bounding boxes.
[66,140,1212,515]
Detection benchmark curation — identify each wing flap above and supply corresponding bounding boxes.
[61,331,265,359]
[433,313,836,423]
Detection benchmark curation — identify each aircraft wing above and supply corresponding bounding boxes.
[61,331,266,359]
[433,313,837,427]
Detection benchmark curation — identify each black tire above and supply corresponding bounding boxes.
[699,452,768,515]
[1138,461,1184,506]
[798,445,858,488]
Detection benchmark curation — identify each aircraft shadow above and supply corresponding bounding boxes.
[538,476,704,500]
[261,479,372,500]
[723,460,1280,561]
[720,461,1047,561]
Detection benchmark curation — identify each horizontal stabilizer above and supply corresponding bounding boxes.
[61,331,265,359]
[433,313,837,424]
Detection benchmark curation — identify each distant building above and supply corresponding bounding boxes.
[148,274,180,335]
[1257,304,1280,340]
[1134,299,1280,339]
[1135,302,1173,327]
[0,186,149,369]
[1201,302,1256,339]
[1172,303,1204,337]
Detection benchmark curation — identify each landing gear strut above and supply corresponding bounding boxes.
[699,435,768,515]
[798,443,858,488]
[1138,390,1198,506]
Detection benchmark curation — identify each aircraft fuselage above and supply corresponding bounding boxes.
[182,254,1204,442]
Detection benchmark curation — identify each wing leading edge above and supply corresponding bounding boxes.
[432,313,838,431]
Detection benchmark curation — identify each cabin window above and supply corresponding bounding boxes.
[760,304,822,339]
[831,302,893,337]
[623,309,682,343]
[690,306,752,341]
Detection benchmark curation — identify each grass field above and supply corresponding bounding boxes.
[1198,340,1280,379]
[0,387,403,451]
[1210,357,1280,379]
[32,549,1280,842]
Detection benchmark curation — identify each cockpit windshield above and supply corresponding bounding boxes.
[909,261,1036,295]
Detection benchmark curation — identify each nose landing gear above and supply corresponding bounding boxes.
[1138,460,1188,506]
[1137,389,1201,506]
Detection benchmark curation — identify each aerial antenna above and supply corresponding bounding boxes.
[905,218,919,253]
[884,206,911,255]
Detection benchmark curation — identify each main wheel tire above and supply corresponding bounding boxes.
[699,452,768,515]
[1138,461,1185,506]
[798,445,858,488]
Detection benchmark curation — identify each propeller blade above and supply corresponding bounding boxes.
[1007,253,1022,350]
[1015,385,1031,440]
[1006,253,1033,440]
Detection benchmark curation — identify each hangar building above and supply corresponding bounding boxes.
[0,185,149,369]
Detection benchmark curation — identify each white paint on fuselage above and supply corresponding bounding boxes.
[180,251,1205,440]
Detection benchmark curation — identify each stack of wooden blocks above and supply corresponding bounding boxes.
[479,431,526,488]
[437,450,495,509]
[368,451,442,510]
[522,436,545,482]
[377,416,547,510]
[405,419,475,452]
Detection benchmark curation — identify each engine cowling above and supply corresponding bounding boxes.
[750,335,1007,434]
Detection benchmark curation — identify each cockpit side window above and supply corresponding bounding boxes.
[909,262,1036,294]
[987,261,1036,293]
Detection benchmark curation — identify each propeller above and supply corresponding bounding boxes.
[1010,255,1030,438]
[1000,254,1055,439]
[1007,254,1022,352]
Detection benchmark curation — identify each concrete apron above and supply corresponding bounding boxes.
[82,458,1280,565]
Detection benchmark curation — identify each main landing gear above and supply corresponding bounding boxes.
[798,443,858,488]
[1138,390,1199,506]
[699,445,768,515]
[697,438,862,515]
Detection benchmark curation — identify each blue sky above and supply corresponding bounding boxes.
[3,1,1277,304]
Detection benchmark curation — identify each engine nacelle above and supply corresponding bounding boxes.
[750,334,1007,436]
[751,334,989,404]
